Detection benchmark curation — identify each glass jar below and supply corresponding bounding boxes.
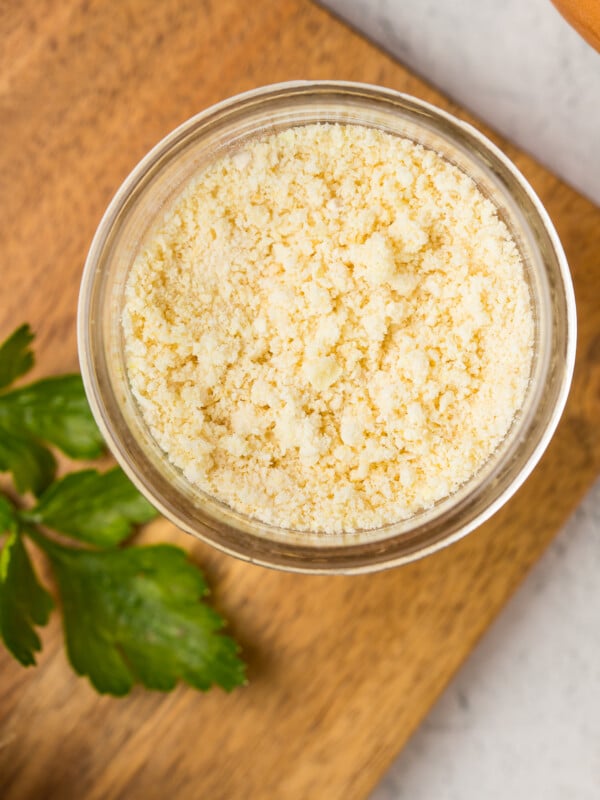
[78,81,576,574]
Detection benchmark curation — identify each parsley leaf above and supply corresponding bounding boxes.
[0,375,104,461]
[44,541,245,695]
[0,324,35,390]
[0,530,54,666]
[0,428,56,495]
[0,494,19,534]
[25,467,157,548]
[0,324,103,493]
[0,322,245,696]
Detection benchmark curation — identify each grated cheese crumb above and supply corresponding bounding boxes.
[123,124,534,533]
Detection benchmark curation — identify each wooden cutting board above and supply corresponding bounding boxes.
[1,1,599,798]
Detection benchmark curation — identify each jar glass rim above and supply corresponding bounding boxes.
[78,81,576,574]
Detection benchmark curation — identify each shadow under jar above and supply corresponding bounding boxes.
[78,81,576,574]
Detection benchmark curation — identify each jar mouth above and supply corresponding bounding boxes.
[78,81,576,574]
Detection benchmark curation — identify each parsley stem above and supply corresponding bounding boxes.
[20,521,55,554]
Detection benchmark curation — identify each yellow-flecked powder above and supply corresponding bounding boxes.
[123,124,534,533]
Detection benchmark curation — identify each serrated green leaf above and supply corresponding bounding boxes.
[44,541,245,696]
[0,375,104,460]
[26,467,157,548]
[0,427,56,495]
[0,494,19,535]
[0,325,35,391]
[0,531,54,666]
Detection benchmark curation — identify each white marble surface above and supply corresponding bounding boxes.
[371,480,600,800]
[321,0,600,206]
[317,1,600,797]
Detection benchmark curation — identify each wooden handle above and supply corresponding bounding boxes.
[551,0,600,50]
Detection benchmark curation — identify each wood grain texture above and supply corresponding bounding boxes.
[1,1,599,798]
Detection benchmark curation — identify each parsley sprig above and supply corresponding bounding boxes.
[0,325,245,696]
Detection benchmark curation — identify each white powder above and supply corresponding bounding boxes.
[123,124,533,533]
